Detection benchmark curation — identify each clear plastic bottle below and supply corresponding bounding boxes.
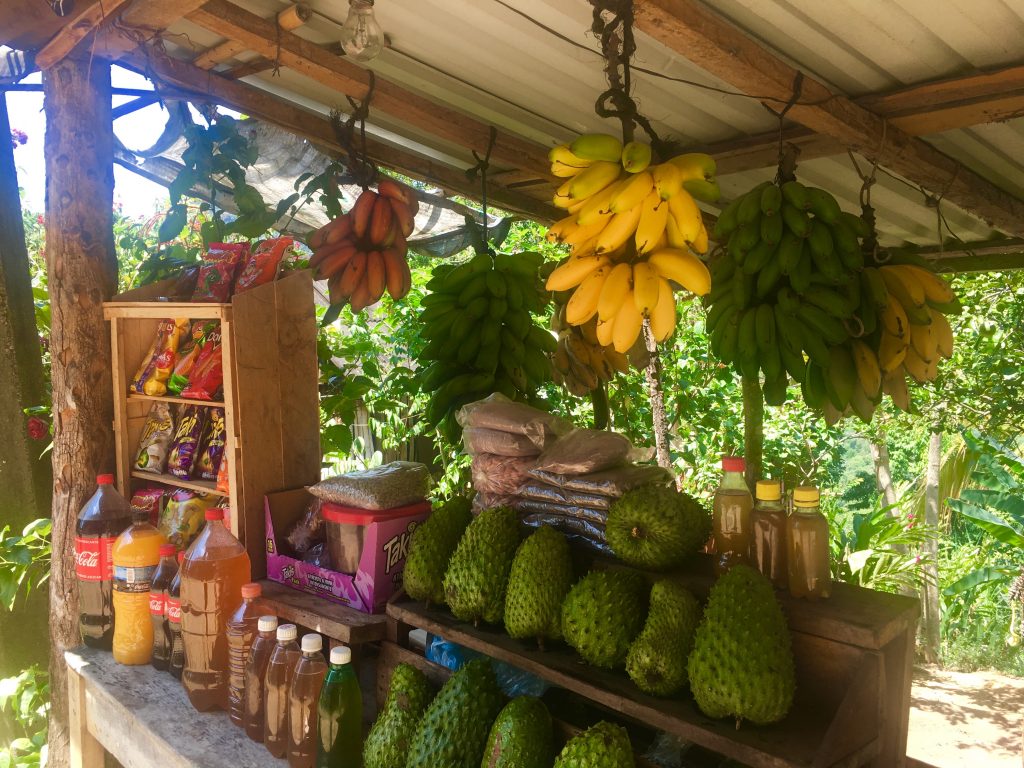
[181,508,252,711]
[227,582,264,726]
[150,544,179,670]
[264,624,302,758]
[76,475,132,649]
[243,615,279,743]
[167,551,186,679]
[751,480,788,589]
[712,456,753,574]
[317,646,363,768]
[112,507,168,665]
[787,486,832,599]
[288,634,329,768]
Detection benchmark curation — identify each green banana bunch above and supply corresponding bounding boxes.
[417,250,555,434]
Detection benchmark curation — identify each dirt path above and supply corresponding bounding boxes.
[908,666,1024,768]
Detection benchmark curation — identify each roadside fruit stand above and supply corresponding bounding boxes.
[5,0,1024,767]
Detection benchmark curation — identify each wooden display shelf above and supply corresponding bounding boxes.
[103,301,230,320]
[130,470,221,496]
[257,579,386,646]
[128,393,227,408]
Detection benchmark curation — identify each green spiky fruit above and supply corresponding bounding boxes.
[407,658,505,768]
[404,497,473,605]
[605,484,711,571]
[561,570,648,669]
[553,721,635,768]
[479,696,553,768]
[625,580,701,696]
[504,527,574,648]
[443,507,521,625]
[687,565,795,726]
[364,663,435,768]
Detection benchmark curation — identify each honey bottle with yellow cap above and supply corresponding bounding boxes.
[786,486,832,599]
[751,480,788,589]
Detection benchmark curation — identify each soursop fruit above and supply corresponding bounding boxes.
[606,484,711,571]
[688,564,795,726]
[444,506,521,625]
[405,496,473,605]
[625,579,700,696]
[407,658,505,768]
[561,569,648,669]
[364,663,434,768]
[480,696,553,768]
[553,721,634,768]
[504,526,574,648]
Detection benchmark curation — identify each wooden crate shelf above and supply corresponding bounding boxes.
[386,570,918,768]
[128,393,227,408]
[257,579,386,646]
[130,470,219,495]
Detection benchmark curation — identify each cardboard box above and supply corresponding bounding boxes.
[264,488,430,613]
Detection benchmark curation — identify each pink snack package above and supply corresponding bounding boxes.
[191,243,248,302]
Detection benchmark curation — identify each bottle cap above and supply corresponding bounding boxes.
[277,624,297,642]
[722,456,745,473]
[793,486,820,506]
[159,544,177,557]
[755,480,782,502]
[330,646,352,665]
[258,615,278,633]
[301,634,323,653]
[177,551,186,564]
[241,582,262,599]
[96,474,114,485]
[204,508,224,521]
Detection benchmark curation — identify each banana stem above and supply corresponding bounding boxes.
[742,375,764,489]
[591,382,609,430]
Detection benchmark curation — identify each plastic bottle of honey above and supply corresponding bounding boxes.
[713,456,753,574]
[787,486,832,599]
[751,480,788,589]
[265,624,302,758]
[287,634,328,768]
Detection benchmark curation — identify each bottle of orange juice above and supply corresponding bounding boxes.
[112,506,168,665]
[181,507,251,712]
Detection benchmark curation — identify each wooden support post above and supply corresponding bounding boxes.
[742,376,763,487]
[43,57,116,768]
[66,662,103,768]
[921,430,942,662]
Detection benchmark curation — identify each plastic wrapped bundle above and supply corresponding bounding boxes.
[528,463,674,497]
[456,393,570,451]
[309,461,431,510]
[533,429,634,475]
[520,512,612,556]
[471,454,536,496]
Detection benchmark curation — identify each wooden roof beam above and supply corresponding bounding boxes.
[186,0,553,180]
[192,3,312,71]
[633,0,1024,236]
[117,49,559,223]
[35,0,132,69]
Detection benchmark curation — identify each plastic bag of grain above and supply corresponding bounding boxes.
[308,461,431,510]
[456,393,570,450]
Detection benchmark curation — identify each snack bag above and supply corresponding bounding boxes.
[129,318,190,394]
[167,321,215,396]
[166,405,208,479]
[234,237,293,293]
[216,450,230,494]
[134,402,176,474]
[160,489,218,549]
[180,325,223,401]
[130,488,165,527]
[191,242,247,302]
[195,408,226,481]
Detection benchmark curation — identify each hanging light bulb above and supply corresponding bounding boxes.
[340,0,385,62]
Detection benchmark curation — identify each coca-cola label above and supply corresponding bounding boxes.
[74,536,117,582]
[166,597,181,624]
[149,592,166,617]
[113,564,156,594]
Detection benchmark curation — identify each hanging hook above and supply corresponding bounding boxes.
[466,126,498,252]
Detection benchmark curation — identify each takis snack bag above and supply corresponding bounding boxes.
[216,450,230,495]
[135,402,176,474]
[166,406,208,480]
[192,243,248,302]
[235,237,293,293]
[130,318,190,395]
[180,325,224,401]
[130,488,166,528]
[195,408,226,482]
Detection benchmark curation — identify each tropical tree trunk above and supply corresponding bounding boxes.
[642,323,672,472]
[0,92,52,683]
[921,430,943,663]
[742,376,763,488]
[43,57,116,768]
[870,436,898,513]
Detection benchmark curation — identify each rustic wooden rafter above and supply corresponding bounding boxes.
[34,0,132,70]
[118,50,559,222]
[185,0,553,179]
[632,0,1024,236]
[192,3,312,70]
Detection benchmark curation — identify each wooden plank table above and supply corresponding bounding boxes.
[66,646,281,768]
[257,579,386,647]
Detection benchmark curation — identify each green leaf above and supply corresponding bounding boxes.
[942,567,1010,596]
[951,499,1024,548]
[157,206,187,243]
[846,549,874,574]
[321,303,344,327]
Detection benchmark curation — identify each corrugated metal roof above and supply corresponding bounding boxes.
[155,0,1024,244]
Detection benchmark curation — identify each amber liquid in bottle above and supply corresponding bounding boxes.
[713,458,754,574]
[787,487,832,599]
[751,481,788,589]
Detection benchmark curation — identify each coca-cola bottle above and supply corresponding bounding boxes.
[150,544,179,671]
[75,474,132,649]
[167,551,186,679]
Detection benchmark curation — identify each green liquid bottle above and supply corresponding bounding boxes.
[317,645,363,768]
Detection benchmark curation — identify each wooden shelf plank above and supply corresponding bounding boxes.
[130,470,222,496]
[258,579,386,646]
[103,302,230,320]
[387,599,879,768]
[128,393,227,408]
